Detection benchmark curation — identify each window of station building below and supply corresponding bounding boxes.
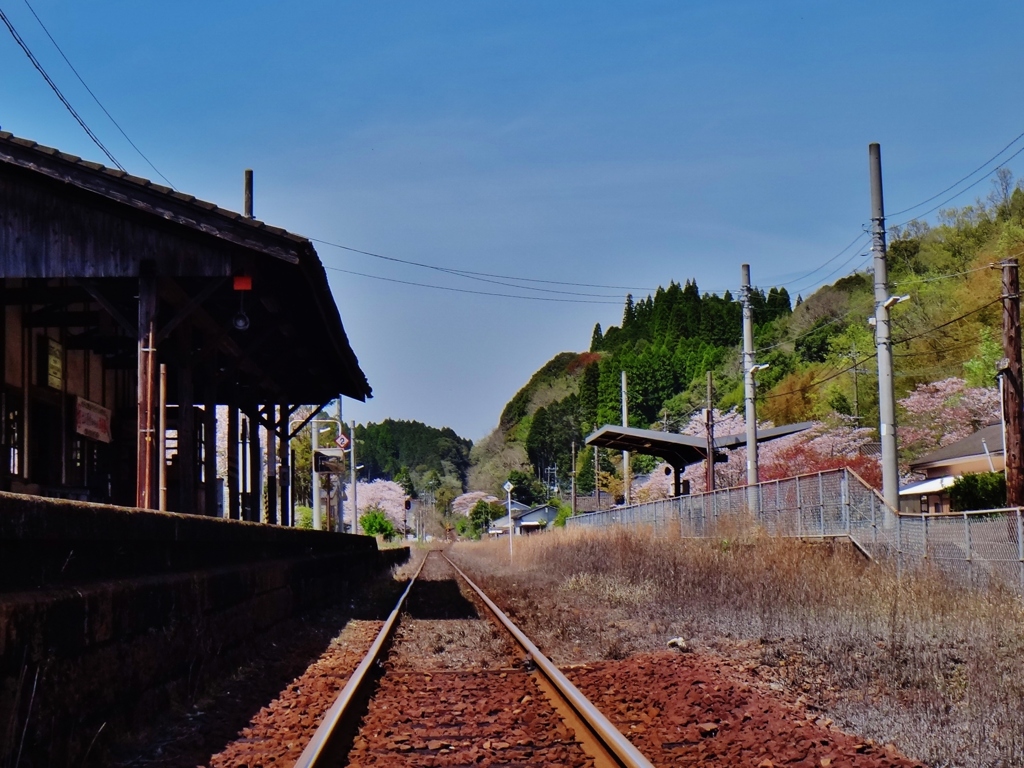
[1,391,21,477]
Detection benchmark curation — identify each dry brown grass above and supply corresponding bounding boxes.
[451,526,1024,768]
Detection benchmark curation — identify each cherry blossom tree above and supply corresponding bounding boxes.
[633,409,881,500]
[452,491,499,518]
[354,479,408,530]
[897,378,999,466]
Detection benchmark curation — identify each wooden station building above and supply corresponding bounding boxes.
[0,132,371,522]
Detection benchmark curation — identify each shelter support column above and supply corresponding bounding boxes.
[136,269,157,509]
[177,324,196,513]
[266,405,278,525]
[246,404,262,522]
[203,372,218,516]
[227,405,239,519]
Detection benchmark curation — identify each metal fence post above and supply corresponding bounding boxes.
[922,512,928,562]
[870,493,877,547]
[1017,508,1023,591]
[964,512,973,586]
[796,479,802,537]
[841,469,850,535]
[818,472,826,537]
[896,513,903,579]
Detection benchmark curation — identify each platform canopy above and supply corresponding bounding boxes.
[585,421,813,496]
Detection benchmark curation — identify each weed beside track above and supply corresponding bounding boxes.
[451,527,1024,767]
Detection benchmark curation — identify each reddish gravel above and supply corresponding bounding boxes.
[565,651,925,768]
[348,669,594,767]
[346,552,596,767]
[202,619,382,767]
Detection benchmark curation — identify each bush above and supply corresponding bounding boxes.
[294,505,314,529]
[360,507,397,541]
[949,471,1006,511]
[553,502,573,528]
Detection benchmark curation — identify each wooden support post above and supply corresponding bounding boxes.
[247,405,262,522]
[1002,258,1024,507]
[227,405,239,520]
[203,375,218,516]
[266,404,278,525]
[136,270,157,509]
[279,406,292,526]
[177,327,196,513]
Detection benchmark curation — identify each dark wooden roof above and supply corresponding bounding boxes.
[0,131,371,403]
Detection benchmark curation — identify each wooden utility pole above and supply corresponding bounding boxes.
[1002,258,1023,507]
[705,371,715,493]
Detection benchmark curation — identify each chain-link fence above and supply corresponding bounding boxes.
[567,467,1024,591]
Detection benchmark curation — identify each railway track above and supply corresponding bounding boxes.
[294,549,654,768]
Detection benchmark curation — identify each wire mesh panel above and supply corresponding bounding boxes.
[565,468,1023,593]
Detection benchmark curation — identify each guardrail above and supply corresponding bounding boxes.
[567,468,1024,591]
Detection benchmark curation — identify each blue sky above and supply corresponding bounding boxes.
[2,1,1023,440]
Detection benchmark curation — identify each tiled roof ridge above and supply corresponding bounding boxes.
[0,130,306,245]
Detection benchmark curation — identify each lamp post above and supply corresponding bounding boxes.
[503,480,514,563]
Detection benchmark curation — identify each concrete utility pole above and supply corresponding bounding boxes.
[571,440,577,517]
[621,370,630,505]
[336,400,344,533]
[870,143,900,511]
[1001,259,1024,506]
[312,417,321,530]
[741,264,760,513]
[705,371,715,493]
[350,419,358,533]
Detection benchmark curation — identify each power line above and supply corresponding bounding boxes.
[762,297,1001,400]
[772,231,869,289]
[312,238,656,293]
[891,263,993,288]
[0,6,124,171]
[19,0,175,188]
[891,143,1024,229]
[324,264,622,304]
[888,128,1024,218]
[891,297,1002,345]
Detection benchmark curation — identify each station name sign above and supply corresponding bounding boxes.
[75,397,112,443]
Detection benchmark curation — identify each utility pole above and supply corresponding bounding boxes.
[571,440,577,517]
[851,343,860,423]
[350,419,358,533]
[741,264,761,514]
[311,416,321,530]
[335,400,344,532]
[870,143,900,511]
[1001,258,1023,506]
[705,371,715,493]
[621,370,630,505]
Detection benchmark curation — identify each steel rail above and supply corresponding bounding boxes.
[443,554,655,768]
[292,552,428,768]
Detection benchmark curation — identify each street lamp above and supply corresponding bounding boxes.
[503,480,514,563]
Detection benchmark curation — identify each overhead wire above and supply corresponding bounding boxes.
[312,238,656,294]
[19,0,174,188]
[762,297,1001,400]
[0,6,124,171]
[887,128,1024,218]
[323,265,622,304]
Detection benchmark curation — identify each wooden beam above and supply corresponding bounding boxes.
[136,271,157,509]
[76,279,137,336]
[177,322,196,513]
[155,278,225,345]
[203,365,219,517]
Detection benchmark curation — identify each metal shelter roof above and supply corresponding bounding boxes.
[585,422,814,469]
